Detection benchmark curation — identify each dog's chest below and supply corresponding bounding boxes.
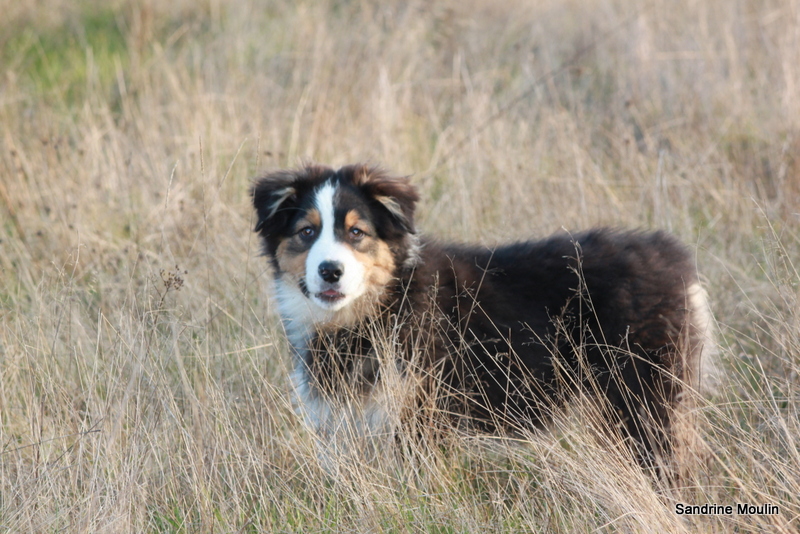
[290,326,400,436]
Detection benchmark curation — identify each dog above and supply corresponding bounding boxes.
[252,163,717,475]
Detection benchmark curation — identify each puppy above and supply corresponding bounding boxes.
[252,163,717,474]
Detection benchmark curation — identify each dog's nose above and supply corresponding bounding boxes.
[318,261,344,283]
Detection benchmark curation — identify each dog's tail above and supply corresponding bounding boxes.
[665,282,722,484]
[686,282,722,397]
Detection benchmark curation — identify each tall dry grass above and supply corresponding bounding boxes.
[0,0,798,531]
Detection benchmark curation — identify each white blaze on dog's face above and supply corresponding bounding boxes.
[304,182,367,311]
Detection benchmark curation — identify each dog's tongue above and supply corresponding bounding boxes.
[321,289,343,298]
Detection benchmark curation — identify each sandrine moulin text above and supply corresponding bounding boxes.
[675,503,780,516]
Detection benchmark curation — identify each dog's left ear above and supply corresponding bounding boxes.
[348,165,420,233]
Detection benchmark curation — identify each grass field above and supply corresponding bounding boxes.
[1,0,799,531]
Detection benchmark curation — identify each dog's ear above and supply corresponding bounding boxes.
[348,165,420,234]
[251,170,302,238]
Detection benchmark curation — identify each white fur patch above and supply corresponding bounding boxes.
[304,183,367,311]
[274,279,321,348]
[687,282,721,395]
[290,345,408,474]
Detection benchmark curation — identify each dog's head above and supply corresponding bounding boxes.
[252,163,419,315]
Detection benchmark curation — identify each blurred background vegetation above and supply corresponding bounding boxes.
[1,0,798,531]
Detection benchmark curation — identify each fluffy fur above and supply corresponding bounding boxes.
[252,163,717,475]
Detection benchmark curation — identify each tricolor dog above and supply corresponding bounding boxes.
[252,163,716,475]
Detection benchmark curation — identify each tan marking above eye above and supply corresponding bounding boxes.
[293,209,321,235]
[344,210,362,230]
[306,209,321,227]
[344,210,374,241]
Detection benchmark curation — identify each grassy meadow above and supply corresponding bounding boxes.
[1,0,799,531]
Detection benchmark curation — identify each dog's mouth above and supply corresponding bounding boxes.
[316,288,346,303]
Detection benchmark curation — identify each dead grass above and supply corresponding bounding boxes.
[1,0,799,531]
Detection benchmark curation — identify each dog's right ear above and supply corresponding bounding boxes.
[251,171,301,237]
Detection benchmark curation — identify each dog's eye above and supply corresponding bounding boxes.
[298,227,316,239]
[349,227,366,240]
